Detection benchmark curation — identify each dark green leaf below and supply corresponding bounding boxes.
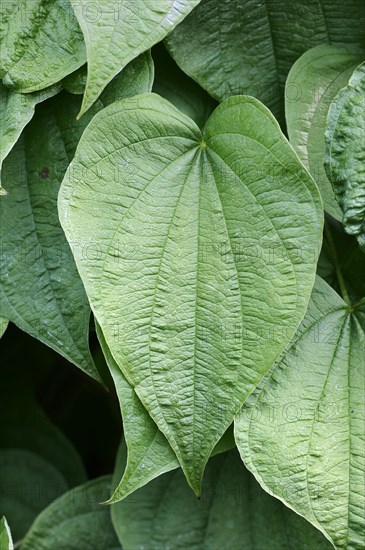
[111,444,332,550]
[21,477,121,550]
[166,0,365,119]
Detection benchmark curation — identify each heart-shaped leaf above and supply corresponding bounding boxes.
[235,276,365,549]
[325,62,365,252]
[285,45,364,220]
[0,0,85,92]
[59,93,322,493]
[21,477,121,550]
[70,0,201,117]
[111,444,332,550]
[165,0,365,119]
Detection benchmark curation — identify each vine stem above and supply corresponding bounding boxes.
[324,223,351,307]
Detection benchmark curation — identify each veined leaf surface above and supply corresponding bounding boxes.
[96,323,234,502]
[165,0,365,119]
[285,45,364,220]
[325,62,365,252]
[111,445,332,550]
[0,53,152,381]
[70,0,201,116]
[235,276,365,549]
[59,93,323,493]
[0,0,85,92]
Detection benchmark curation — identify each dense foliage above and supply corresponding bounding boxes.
[0,1,364,549]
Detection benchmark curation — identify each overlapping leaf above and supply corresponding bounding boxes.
[96,324,234,502]
[111,444,331,550]
[166,0,365,119]
[0,82,60,193]
[70,0,201,116]
[235,276,365,549]
[0,53,153,380]
[0,0,85,92]
[325,62,365,251]
[59,93,322,493]
[21,477,121,550]
[152,45,216,128]
[285,45,364,219]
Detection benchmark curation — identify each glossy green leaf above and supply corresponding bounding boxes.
[152,44,217,128]
[0,449,69,542]
[0,53,152,381]
[0,517,13,550]
[0,82,60,194]
[0,0,85,92]
[285,45,364,220]
[59,93,322,493]
[325,62,365,252]
[0,378,86,488]
[96,324,234,503]
[235,276,365,549]
[70,0,200,116]
[165,0,365,119]
[111,444,332,550]
[22,477,121,550]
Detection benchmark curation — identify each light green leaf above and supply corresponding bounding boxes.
[0,318,8,339]
[0,449,69,542]
[325,62,365,252]
[59,93,322,494]
[70,0,201,116]
[235,276,365,549]
[0,0,86,92]
[111,444,332,550]
[96,324,234,503]
[152,44,217,128]
[0,517,13,550]
[21,477,121,550]
[285,45,364,220]
[165,0,365,119]
[0,53,152,381]
[0,82,60,194]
